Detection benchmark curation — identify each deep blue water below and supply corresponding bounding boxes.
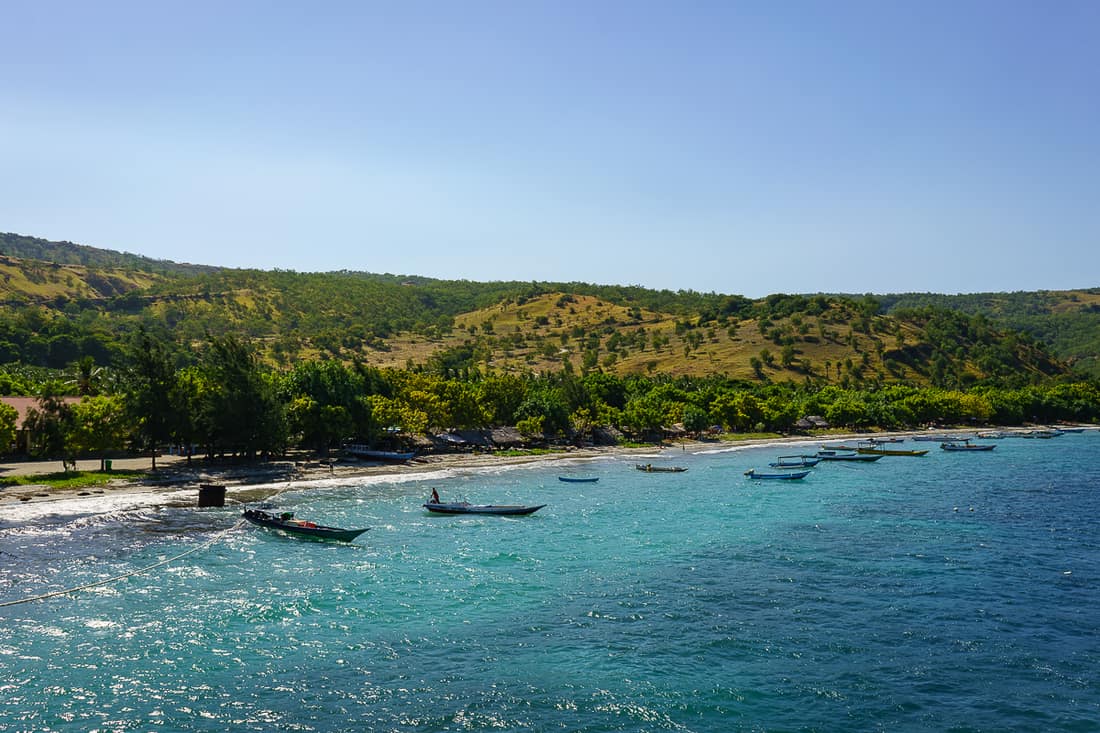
[2,434,1099,732]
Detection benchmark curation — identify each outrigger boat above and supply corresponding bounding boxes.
[344,445,417,461]
[941,439,996,451]
[635,464,688,473]
[769,455,820,468]
[816,450,883,462]
[423,501,546,516]
[242,509,370,542]
[856,441,928,457]
[744,469,811,480]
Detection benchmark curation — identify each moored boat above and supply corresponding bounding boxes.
[744,469,811,480]
[635,464,688,473]
[856,441,928,457]
[558,476,599,483]
[423,501,546,516]
[941,439,996,451]
[815,451,884,462]
[769,455,820,468]
[242,509,370,542]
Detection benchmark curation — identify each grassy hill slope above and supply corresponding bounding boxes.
[0,232,1084,388]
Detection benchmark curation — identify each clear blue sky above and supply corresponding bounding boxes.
[2,1,1098,297]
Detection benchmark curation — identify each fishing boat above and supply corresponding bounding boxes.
[635,464,688,473]
[768,455,820,468]
[941,439,996,451]
[242,509,370,542]
[911,433,974,442]
[821,444,860,452]
[816,450,883,462]
[344,445,417,461]
[744,469,811,480]
[558,476,599,483]
[423,501,546,516]
[856,441,928,457]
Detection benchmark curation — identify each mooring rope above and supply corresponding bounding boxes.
[0,518,247,608]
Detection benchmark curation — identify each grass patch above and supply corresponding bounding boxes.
[0,469,147,490]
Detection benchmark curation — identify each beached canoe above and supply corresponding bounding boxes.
[423,502,546,516]
[242,509,369,542]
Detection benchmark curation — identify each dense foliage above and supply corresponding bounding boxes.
[1,233,1098,465]
[9,331,1098,464]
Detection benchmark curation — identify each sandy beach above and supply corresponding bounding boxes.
[0,428,1021,511]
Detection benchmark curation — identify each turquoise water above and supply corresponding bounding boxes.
[2,434,1099,732]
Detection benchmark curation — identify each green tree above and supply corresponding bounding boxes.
[122,329,178,471]
[68,395,128,470]
[197,334,286,458]
[0,401,18,454]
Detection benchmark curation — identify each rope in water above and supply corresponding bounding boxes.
[0,518,247,608]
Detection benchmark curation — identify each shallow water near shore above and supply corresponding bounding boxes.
[2,434,1099,731]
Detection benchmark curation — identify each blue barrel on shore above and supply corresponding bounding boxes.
[197,484,227,507]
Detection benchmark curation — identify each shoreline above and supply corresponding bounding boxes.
[0,428,985,512]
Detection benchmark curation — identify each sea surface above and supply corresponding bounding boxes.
[2,434,1099,732]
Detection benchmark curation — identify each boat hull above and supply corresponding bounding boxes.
[856,448,929,456]
[558,477,599,483]
[816,451,883,462]
[242,510,369,542]
[423,502,546,516]
[635,464,688,473]
[941,443,996,451]
[744,469,811,480]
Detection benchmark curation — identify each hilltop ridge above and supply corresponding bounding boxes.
[0,231,1092,384]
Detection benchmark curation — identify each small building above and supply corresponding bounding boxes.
[0,395,83,454]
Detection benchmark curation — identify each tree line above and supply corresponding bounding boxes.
[4,331,1099,468]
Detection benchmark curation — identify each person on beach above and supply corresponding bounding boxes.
[430,488,440,504]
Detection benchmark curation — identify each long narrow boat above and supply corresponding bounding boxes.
[242,509,370,542]
[856,442,928,457]
[816,451,883,462]
[941,440,996,451]
[769,455,821,467]
[344,445,417,461]
[744,469,811,480]
[423,501,546,516]
[635,464,688,473]
[558,476,599,483]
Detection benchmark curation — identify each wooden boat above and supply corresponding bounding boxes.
[856,442,928,457]
[744,469,811,480]
[821,444,859,452]
[423,501,546,516]
[941,439,996,451]
[344,445,417,461]
[769,455,820,467]
[816,451,883,462]
[242,509,369,542]
[635,464,688,473]
[558,476,599,483]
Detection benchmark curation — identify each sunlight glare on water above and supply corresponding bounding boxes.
[2,434,1099,731]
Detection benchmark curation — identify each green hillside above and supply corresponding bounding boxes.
[0,232,1087,389]
[879,290,1100,378]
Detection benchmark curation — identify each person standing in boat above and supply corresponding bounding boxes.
[430,488,440,504]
